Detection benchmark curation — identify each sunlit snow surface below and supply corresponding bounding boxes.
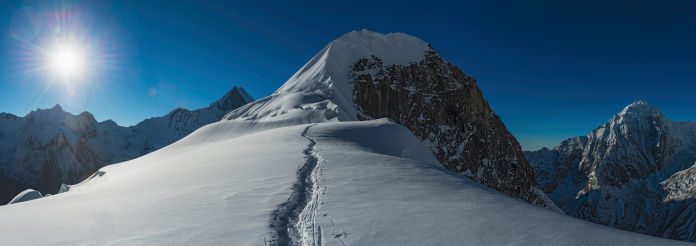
[0,31,685,245]
[0,119,684,245]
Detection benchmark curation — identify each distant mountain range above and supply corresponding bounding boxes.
[526,100,696,242]
[0,86,253,204]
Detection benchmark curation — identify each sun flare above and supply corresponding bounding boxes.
[48,44,86,78]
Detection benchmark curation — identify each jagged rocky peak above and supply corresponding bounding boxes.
[224,30,560,211]
[526,100,696,242]
[209,86,254,110]
[49,103,64,112]
[31,103,65,117]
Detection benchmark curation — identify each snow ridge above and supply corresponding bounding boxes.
[222,30,558,211]
[268,124,320,246]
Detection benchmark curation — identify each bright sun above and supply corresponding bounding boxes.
[48,45,86,78]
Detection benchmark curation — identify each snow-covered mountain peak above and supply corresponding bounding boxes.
[224,30,559,211]
[275,30,428,96]
[208,86,254,110]
[50,104,64,112]
[527,100,696,242]
[77,111,95,120]
[618,100,663,120]
[28,104,68,121]
[27,104,96,125]
[330,29,429,66]
[25,104,65,119]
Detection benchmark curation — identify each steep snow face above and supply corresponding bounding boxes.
[277,30,429,95]
[526,100,696,242]
[0,87,253,204]
[224,30,558,211]
[228,30,429,124]
[0,119,683,245]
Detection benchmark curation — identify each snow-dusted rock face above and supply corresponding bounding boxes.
[0,87,253,204]
[526,100,696,242]
[223,30,559,211]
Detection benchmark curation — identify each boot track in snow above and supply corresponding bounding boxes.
[267,124,322,246]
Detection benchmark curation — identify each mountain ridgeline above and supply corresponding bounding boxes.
[0,87,253,204]
[222,30,559,211]
[526,100,696,242]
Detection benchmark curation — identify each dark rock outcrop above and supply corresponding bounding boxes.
[350,46,558,210]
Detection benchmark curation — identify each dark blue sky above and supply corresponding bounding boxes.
[1,0,695,150]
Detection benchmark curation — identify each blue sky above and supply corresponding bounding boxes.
[0,0,695,151]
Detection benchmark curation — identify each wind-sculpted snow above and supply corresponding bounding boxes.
[526,100,696,242]
[0,86,253,204]
[0,119,682,245]
[223,30,558,211]
[7,189,42,204]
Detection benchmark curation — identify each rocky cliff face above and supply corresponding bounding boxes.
[0,86,253,204]
[526,100,696,242]
[349,46,558,210]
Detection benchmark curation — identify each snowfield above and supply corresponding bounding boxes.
[0,30,687,245]
[0,119,685,245]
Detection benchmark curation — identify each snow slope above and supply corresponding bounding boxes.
[0,86,253,203]
[0,119,682,245]
[224,30,556,210]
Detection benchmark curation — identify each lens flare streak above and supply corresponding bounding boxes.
[7,2,126,110]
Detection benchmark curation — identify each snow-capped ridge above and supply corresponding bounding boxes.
[619,100,662,119]
[330,29,429,66]
[526,100,696,242]
[7,189,42,205]
[50,104,63,112]
[0,86,253,203]
[223,30,559,211]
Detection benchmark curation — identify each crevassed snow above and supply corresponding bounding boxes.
[0,118,683,245]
